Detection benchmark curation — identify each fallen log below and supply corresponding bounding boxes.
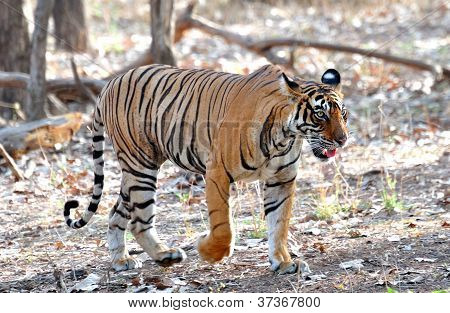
[0,112,83,158]
[0,71,106,101]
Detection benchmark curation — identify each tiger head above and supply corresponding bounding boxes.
[281,69,348,161]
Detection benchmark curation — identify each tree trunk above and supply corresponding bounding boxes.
[26,0,54,121]
[150,0,176,66]
[52,0,88,52]
[0,0,30,119]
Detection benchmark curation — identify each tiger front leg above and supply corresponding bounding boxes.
[264,177,310,275]
[197,166,234,263]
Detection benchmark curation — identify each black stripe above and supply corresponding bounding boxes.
[266,176,296,188]
[240,145,257,171]
[260,106,276,158]
[264,196,290,216]
[93,150,103,159]
[122,168,156,181]
[120,191,130,202]
[222,161,234,183]
[76,219,87,228]
[114,209,129,219]
[64,200,79,216]
[276,154,301,174]
[94,174,104,185]
[212,221,229,232]
[131,214,155,225]
[209,179,229,204]
[87,202,98,212]
[134,198,155,209]
[110,224,126,231]
[138,226,154,233]
[93,135,105,142]
[129,184,156,193]
[208,209,220,216]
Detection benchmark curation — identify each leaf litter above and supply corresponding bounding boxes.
[0,0,449,293]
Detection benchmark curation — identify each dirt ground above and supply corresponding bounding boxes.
[0,0,449,293]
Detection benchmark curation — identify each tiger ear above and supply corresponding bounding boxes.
[280,72,300,95]
[321,69,341,91]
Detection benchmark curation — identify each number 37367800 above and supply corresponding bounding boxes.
[257,296,320,308]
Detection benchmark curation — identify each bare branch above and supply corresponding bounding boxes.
[174,2,449,79]
[70,58,97,103]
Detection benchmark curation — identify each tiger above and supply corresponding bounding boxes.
[63,64,348,274]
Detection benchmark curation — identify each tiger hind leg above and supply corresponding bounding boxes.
[107,197,142,271]
[123,168,186,267]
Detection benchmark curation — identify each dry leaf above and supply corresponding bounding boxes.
[55,241,65,250]
[131,276,141,287]
[312,242,326,253]
[144,276,174,290]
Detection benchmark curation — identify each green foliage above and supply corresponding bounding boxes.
[431,290,448,293]
[243,216,267,239]
[248,226,267,239]
[386,286,398,293]
[125,231,133,241]
[313,187,349,220]
[175,192,190,204]
[381,173,405,212]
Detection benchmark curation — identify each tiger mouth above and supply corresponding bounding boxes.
[313,148,337,159]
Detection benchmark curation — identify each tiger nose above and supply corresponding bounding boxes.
[335,134,347,147]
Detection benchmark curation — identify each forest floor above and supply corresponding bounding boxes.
[0,0,449,293]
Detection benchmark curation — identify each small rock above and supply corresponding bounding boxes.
[305,274,326,281]
[245,238,264,247]
[402,244,412,251]
[70,273,101,292]
[414,257,436,263]
[408,276,425,284]
[387,235,401,242]
[305,228,321,235]
[339,259,364,270]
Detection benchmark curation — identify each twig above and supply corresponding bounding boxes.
[45,251,68,293]
[0,143,24,180]
[47,93,69,114]
[70,58,98,103]
[0,101,26,120]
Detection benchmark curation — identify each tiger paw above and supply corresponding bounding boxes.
[197,234,233,263]
[112,256,142,272]
[270,259,311,275]
[154,248,187,267]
